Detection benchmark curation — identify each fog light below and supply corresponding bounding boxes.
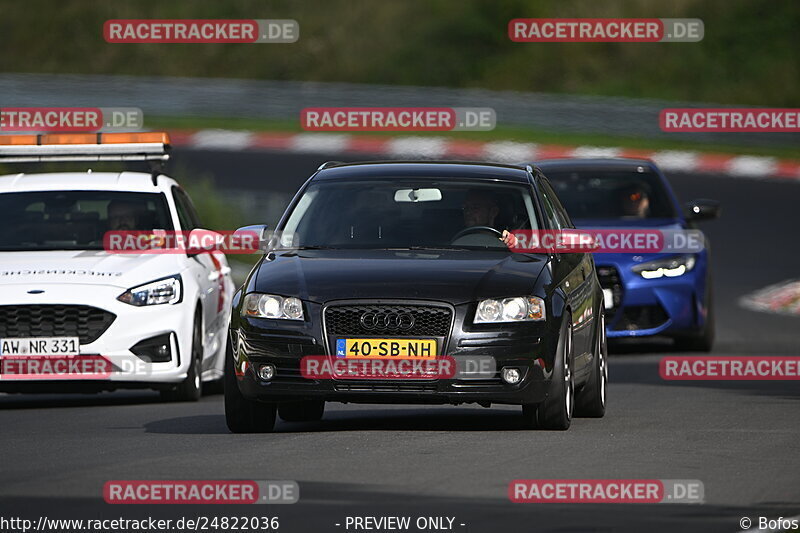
[130,333,173,363]
[258,364,276,381]
[501,367,521,384]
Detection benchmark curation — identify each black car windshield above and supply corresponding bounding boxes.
[545,170,677,220]
[278,179,539,250]
[0,190,173,251]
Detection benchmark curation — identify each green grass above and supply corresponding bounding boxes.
[149,115,800,159]
[2,0,799,106]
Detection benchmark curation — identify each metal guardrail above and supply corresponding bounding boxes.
[1,73,796,147]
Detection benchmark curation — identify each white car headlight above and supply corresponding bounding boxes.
[474,296,546,323]
[117,275,182,306]
[242,293,304,320]
[632,254,696,279]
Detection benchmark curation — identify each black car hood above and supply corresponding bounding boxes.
[254,249,548,305]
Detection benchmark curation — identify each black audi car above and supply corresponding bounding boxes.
[225,161,607,432]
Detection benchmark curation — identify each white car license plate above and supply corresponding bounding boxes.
[0,337,80,356]
[602,289,615,310]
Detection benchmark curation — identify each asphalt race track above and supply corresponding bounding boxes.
[1,148,799,533]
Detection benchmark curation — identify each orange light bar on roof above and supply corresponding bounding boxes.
[0,131,171,163]
[39,133,99,145]
[0,132,170,146]
[101,132,170,144]
[0,135,39,145]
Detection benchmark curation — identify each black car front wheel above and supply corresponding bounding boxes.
[224,336,277,433]
[522,317,574,430]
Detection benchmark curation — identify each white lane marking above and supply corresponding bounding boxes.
[728,156,777,178]
[739,279,800,316]
[290,133,351,153]
[650,150,699,172]
[482,141,537,163]
[191,129,254,150]
[386,137,447,158]
[571,146,622,158]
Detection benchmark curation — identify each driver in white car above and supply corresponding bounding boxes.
[107,200,143,231]
[461,190,518,247]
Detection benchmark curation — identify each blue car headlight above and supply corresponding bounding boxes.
[632,254,696,279]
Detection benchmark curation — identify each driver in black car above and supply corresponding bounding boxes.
[460,190,517,247]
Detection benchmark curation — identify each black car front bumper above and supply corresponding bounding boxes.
[232,299,559,406]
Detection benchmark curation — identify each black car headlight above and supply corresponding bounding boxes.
[117,275,182,306]
[632,254,696,279]
[242,293,304,320]
[474,296,546,323]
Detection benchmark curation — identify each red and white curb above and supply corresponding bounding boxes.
[740,279,800,317]
[169,129,800,181]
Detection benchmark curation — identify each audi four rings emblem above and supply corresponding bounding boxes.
[360,312,415,330]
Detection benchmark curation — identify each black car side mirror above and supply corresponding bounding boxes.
[234,224,270,252]
[684,199,720,222]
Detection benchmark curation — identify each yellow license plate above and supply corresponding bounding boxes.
[336,338,437,359]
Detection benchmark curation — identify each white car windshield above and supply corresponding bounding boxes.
[0,190,173,251]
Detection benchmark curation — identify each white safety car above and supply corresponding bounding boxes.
[0,132,234,400]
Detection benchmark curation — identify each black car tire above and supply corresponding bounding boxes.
[522,317,573,430]
[675,282,715,352]
[575,311,607,418]
[278,400,326,422]
[160,313,203,402]
[224,336,277,433]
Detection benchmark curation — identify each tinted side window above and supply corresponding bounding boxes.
[172,187,202,230]
[538,181,562,230]
[540,179,574,229]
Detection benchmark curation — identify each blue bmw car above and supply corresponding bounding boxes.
[534,158,720,351]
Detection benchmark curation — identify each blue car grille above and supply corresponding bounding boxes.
[614,305,669,331]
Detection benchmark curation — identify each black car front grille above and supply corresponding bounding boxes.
[613,304,669,331]
[324,304,452,337]
[333,381,439,393]
[596,266,623,320]
[0,305,116,344]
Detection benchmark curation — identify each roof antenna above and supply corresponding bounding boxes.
[148,158,166,185]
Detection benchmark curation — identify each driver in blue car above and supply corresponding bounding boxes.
[461,190,517,247]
